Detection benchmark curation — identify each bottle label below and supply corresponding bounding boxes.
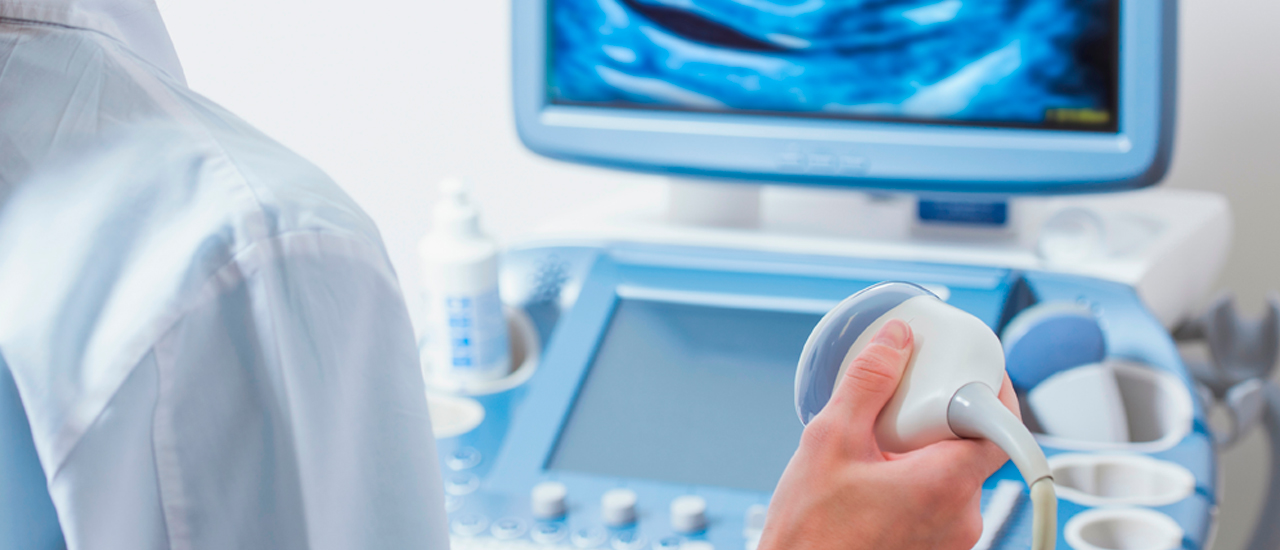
[441,287,509,375]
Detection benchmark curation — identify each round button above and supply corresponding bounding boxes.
[444,494,464,513]
[491,517,528,539]
[426,393,486,438]
[446,447,483,470]
[450,514,489,537]
[670,495,707,534]
[601,488,638,526]
[653,536,683,549]
[531,481,569,520]
[445,472,480,496]
[611,530,647,550]
[743,504,767,538]
[572,527,608,548]
[531,522,569,544]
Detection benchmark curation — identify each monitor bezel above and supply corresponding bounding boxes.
[514,0,1176,195]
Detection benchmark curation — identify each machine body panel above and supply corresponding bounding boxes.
[434,243,1215,550]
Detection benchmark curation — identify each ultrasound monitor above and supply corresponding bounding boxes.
[513,0,1176,194]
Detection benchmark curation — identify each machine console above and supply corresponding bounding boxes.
[429,244,1214,550]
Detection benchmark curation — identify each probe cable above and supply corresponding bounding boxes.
[949,383,1058,550]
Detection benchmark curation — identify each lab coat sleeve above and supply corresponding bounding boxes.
[143,231,451,550]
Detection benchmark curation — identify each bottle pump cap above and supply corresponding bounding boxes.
[434,177,482,237]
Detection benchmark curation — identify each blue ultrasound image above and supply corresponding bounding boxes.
[549,0,1117,130]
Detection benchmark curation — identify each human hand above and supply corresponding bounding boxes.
[758,319,1020,550]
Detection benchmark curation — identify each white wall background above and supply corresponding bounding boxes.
[154,1,1279,548]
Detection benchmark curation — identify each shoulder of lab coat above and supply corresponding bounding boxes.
[0,21,449,550]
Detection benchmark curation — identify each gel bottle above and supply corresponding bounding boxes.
[419,178,510,385]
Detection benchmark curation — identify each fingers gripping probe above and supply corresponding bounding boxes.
[795,282,1057,550]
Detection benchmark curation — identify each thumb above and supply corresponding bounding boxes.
[823,319,914,439]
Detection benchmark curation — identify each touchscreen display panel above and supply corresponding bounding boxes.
[547,298,816,492]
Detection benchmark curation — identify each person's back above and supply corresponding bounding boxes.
[0,2,449,548]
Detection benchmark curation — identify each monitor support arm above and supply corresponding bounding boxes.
[667,179,761,229]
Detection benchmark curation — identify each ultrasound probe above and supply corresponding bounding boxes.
[796,282,1057,550]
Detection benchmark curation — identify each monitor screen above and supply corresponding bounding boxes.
[546,298,815,492]
[548,0,1119,132]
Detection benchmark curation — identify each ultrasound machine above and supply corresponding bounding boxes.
[423,1,1251,549]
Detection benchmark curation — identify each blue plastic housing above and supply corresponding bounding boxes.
[513,0,1177,194]
[1002,302,1109,391]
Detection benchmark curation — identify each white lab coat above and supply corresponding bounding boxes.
[0,2,450,549]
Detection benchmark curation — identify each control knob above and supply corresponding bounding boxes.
[670,495,707,533]
[531,481,567,520]
[601,488,638,526]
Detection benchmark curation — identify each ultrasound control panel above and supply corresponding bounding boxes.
[430,243,1216,550]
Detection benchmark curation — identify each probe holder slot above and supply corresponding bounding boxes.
[1065,508,1184,550]
[1048,454,1195,507]
[1028,361,1193,452]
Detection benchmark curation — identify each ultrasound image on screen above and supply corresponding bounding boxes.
[549,0,1118,131]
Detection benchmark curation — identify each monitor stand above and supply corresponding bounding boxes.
[667,179,761,229]
[525,178,1232,328]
